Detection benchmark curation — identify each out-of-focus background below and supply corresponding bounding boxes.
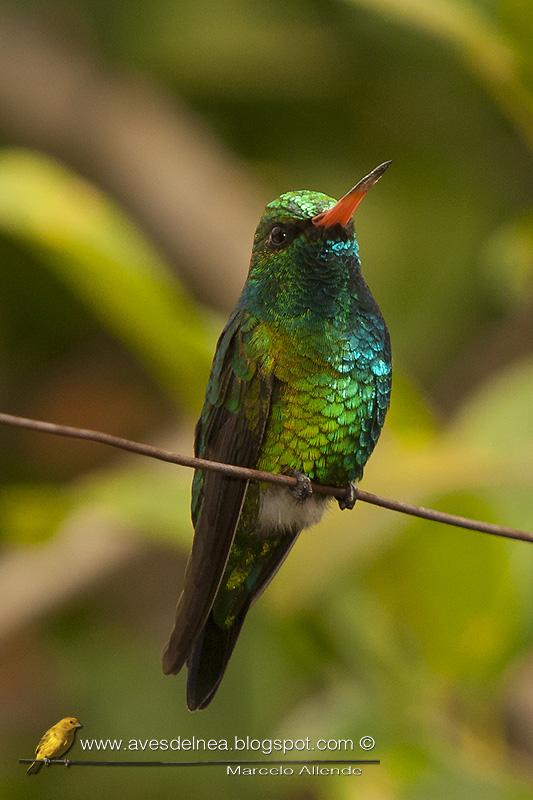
[1,1,532,797]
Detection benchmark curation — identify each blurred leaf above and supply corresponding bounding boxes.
[499,0,533,79]
[113,0,341,98]
[77,463,192,547]
[482,213,533,306]
[386,371,439,447]
[346,0,533,151]
[0,464,194,549]
[449,356,533,453]
[0,149,212,409]
[364,493,521,680]
[0,484,72,544]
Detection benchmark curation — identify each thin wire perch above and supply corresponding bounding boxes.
[0,411,531,544]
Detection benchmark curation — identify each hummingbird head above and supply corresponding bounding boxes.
[245,162,391,320]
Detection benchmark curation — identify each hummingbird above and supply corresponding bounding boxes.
[162,162,392,710]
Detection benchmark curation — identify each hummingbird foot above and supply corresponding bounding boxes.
[338,482,357,511]
[43,758,51,767]
[287,470,313,502]
[64,759,72,768]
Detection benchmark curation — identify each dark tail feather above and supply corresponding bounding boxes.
[26,761,42,775]
[186,528,300,710]
[186,610,248,710]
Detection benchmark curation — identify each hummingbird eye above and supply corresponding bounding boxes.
[268,225,290,248]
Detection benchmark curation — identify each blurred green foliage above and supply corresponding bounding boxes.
[1,1,532,799]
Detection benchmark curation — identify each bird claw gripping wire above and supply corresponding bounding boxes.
[288,470,313,502]
[338,482,357,510]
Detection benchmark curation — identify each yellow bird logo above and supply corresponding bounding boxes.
[27,716,83,775]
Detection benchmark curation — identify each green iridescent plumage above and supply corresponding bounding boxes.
[163,177,392,710]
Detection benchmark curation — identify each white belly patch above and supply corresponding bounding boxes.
[258,487,331,534]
